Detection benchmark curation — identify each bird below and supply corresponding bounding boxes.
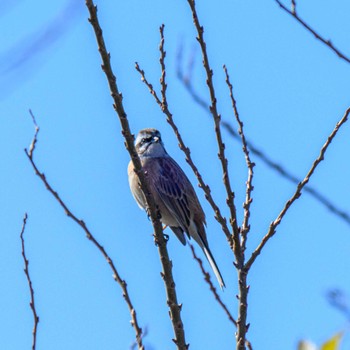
[128,128,225,289]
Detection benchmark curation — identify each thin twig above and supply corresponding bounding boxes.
[275,0,350,64]
[25,112,145,350]
[20,213,39,350]
[246,340,253,350]
[176,53,350,227]
[223,66,255,252]
[84,3,187,348]
[186,0,240,254]
[190,244,254,348]
[246,107,350,270]
[28,110,39,157]
[189,244,236,326]
[159,25,167,107]
[135,26,233,250]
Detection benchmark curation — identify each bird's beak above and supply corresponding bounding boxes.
[153,136,160,143]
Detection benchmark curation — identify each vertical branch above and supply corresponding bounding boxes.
[20,213,39,350]
[185,2,250,348]
[186,0,240,252]
[222,66,254,349]
[223,66,255,252]
[84,3,187,348]
[159,24,167,107]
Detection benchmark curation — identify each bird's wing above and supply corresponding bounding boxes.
[154,157,202,231]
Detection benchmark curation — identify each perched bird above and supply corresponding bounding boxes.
[128,128,225,289]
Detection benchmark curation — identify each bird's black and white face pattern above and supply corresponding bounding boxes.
[135,128,167,158]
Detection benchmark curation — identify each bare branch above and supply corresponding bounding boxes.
[25,113,145,349]
[176,53,350,227]
[246,107,350,270]
[190,243,255,348]
[135,27,234,250]
[275,0,350,64]
[20,213,39,350]
[186,0,241,254]
[185,3,250,348]
[223,66,255,251]
[28,110,39,158]
[159,24,167,107]
[84,2,187,348]
[189,244,236,326]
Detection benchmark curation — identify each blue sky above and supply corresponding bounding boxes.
[1,1,350,349]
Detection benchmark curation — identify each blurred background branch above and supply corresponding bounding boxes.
[0,0,82,98]
[246,107,350,270]
[327,289,350,322]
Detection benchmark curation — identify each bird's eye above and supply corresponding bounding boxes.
[140,137,152,145]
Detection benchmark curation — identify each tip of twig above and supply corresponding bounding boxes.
[27,110,40,158]
[28,109,38,127]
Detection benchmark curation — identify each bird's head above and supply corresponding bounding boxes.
[135,128,167,158]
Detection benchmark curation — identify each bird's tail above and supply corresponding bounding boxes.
[202,244,226,290]
[189,222,225,289]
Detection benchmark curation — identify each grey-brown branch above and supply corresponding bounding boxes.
[25,113,145,349]
[176,50,350,228]
[185,2,249,348]
[84,2,187,348]
[186,0,240,254]
[223,66,255,252]
[189,244,237,326]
